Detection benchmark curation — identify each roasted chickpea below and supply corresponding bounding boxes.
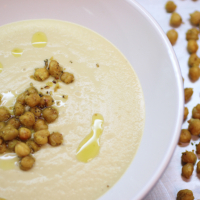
[40,95,54,108]
[14,102,25,116]
[165,1,176,13]
[26,140,40,152]
[197,161,200,174]
[20,155,35,171]
[177,189,194,200]
[170,12,182,27]
[184,88,193,103]
[196,142,200,154]
[0,107,11,122]
[182,163,194,179]
[166,29,178,45]
[189,65,200,81]
[0,122,5,130]
[30,107,42,117]
[42,107,58,123]
[33,119,48,132]
[19,112,35,128]
[190,11,200,26]
[192,104,200,119]
[7,118,20,129]
[27,86,38,94]
[8,139,18,151]
[184,107,189,121]
[34,68,49,81]
[25,93,41,107]
[179,129,191,143]
[186,28,199,41]
[182,151,197,165]
[19,127,31,141]
[48,132,63,146]
[16,92,26,105]
[188,53,200,67]
[0,125,18,141]
[187,40,198,54]
[49,60,62,79]
[0,143,6,154]
[188,118,200,136]
[34,130,50,145]
[60,72,74,84]
[15,142,31,157]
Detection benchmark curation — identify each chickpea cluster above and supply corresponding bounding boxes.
[0,85,63,171]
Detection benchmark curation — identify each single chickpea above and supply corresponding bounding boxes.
[20,155,35,171]
[19,112,35,128]
[190,11,200,26]
[26,140,40,152]
[184,88,193,103]
[170,12,182,27]
[182,151,197,165]
[16,92,26,105]
[34,68,49,81]
[0,143,6,154]
[7,118,20,129]
[197,161,200,174]
[0,125,19,141]
[25,93,41,107]
[42,107,58,123]
[30,107,42,117]
[189,65,200,82]
[14,102,25,116]
[0,122,5,130]
[177,189,194,200]
[186,28,199,41]
[60,72,74,84]
[196,142,200,154]
[179,129,191,143]
[184,107,189,121]
[48,132,63,146]
[165,1,177,13]
[188,53,200,67]
[19,127,31,141]
[8,139,18,151]
[188,118,200,136]
[0,107,11,122]
[187,40,199,54]
[166,29,178,45]
[192,104,200,119]
[34,130,50,145]
[33,119,48,132]
[182,163,194,179]
[49,60,62,79]
[15,142,31,157]
[40,95,54,108]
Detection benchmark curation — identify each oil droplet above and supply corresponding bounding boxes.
[0,63,3,73]
[32,32,47,48]
[11,48,23,57]
[76,113,104,163]
[0,153,19,170]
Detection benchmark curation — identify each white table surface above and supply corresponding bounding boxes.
[135,0,200,199]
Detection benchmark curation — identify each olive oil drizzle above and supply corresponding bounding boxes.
[0,153,19,170]
[32,32,47,48]
[11,48,23,57]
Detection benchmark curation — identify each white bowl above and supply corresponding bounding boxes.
[0,0,184,199]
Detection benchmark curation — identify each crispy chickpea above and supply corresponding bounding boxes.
[34,68,49,81]
[34,130,50,145]
[40,95,54,108]
[189,65,200,82]
[20,155,35,171]
[0,143,6,154]
[182,163,194,179]
[184,107,189,121]
[187,40,198,54]
[25,93,41,107]
[16,92,26,105]
[8,139,18,151]
[196,142,200,154]
[49,60,62,79]
[0,107,11,122]
[188,118,200,136]
[165,1,176,13]
[19,127,31,141]
[170,12,182,27]
[14,102,25,116]
[188,53,200,67]
[179,129,191,143]
[0,125,18,141]
[60,72,74,84]
[182,151,197,165]
[42,107,58,123]
[15,142,31,157]
[26,140,40,152]
[48,132,63,146]
[33,119,48,132]
[190,11,200,26]
[7,118,20,129]
[30,107,42,117]
[186,28,199,41]
[184,88,193,103]
[0,122,5,130]
[177,189,194,200]
[197,161,200,174]
[19,112,35,128]
[192,104,200,119]
[27,86,38,94]
[167,29,178,45]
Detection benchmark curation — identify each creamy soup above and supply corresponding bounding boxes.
[0,20,145,200]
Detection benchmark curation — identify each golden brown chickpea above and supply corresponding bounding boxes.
[182,163,194,179]
[16,92,26,105]
[0,107,11,122]
[189,65,200,81]
[167,29,178,45]
[188,118,200,136]
[170,12,182,27]
[42,107,58,123]
[197,161,200,174]
[60,72,74,84]
[190,11,200,26]
[34,129,50,145]
[0,125,18,141]
[30,107,42,117]
[26,140,40,152]
[25,93,41,107]
[187,40,199,54]
[0,143,6,154]
[196,142,200,154]
[40,95,54,108]
[19,127,31,141]
[182,151,197,165]
[165,1,177,13]
[48,132,63,146]
[34,68,49,81]
[177,189,194,200]
[19,112,35,128]
[184,88,193,103]
[26,86,38,94]
[49,60,62,79]
[179,129,191,143]
[15,142,31,157]
[0,122,5,130]
[186,28,199,41]
[7,118,20,129]
[33,119,48,132]
[20,155,35,171]
[14,102,25,116]
[184,107,189,121]
[188,53,200,67]
[192,104,200,119]
[8,139,18,151]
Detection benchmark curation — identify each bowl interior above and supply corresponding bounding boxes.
[0,0,183,199]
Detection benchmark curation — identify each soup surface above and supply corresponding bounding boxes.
[0,20,145,200]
